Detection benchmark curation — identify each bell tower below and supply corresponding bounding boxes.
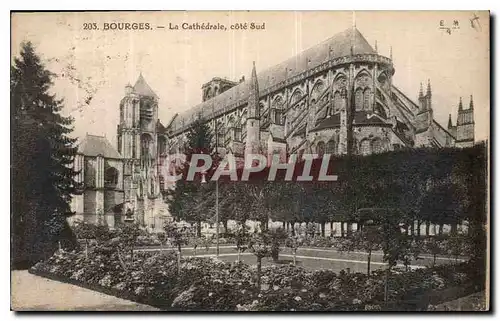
[456,95,475,148]
[117,74,160,224]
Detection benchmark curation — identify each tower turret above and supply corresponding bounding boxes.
[456,95,475,148]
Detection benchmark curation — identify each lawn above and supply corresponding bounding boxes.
[135,245,463,273]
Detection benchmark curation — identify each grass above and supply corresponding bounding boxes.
[135,245,461,273]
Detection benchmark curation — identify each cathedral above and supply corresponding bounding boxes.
[70,27,475,229]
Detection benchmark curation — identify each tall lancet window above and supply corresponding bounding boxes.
[216,121,225,147]
[333,91,342,113]
[234,125,242,142]
[326,139,337,155]
[272,96,284,125]
[141,133,153,166]
[363,88,372,111]
[355,88,364,111]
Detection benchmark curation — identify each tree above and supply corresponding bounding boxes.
[165,117,214,236]
[116,223,143,261]
[268,228,287,262]
[285,229,305,265]
[339,224,383,275]
[11,42,81,267]
[248,231,273,290]
[163,221,189,255]
[234,222,250,262]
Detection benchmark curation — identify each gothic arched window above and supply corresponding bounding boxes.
[141,133,153,164]
[333,91,342,113]
[363,88,372,111]
[159,175,165,191]
[290,89,303,109]
[104,167,119,188]
[272,96,284,125]
[216,121,225,147]
[355,88,364,111]
[360,139,371,155]
[311,81,325,103]
[326,139,337,155]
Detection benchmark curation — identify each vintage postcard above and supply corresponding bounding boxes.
[11,11,489,311]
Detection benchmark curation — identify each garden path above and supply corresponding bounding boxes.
[11,270,159,311]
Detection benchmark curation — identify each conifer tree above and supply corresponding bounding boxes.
[165,116,214,237]
[11,42,81,267]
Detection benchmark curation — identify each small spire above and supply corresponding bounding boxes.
[426,79,432,96]
[419,82,424,99]
[375,40,378,53]
[469,94,474,110]
[458,97,463,111]
[448,114,453,129]
[248,61,259,119]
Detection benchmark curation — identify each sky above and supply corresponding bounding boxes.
[11,11,490,147]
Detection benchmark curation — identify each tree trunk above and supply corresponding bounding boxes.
[417,220,421,237]
[438,223,443,236]
[291,222,296,236]
[321,222,326,237]
[293,249,297,265]
[425,221,430,236]
[451,222,458,236]
[341,221,345,238]
[282,221,286,229]
[257,256,262,290]
[411,220,416,236]
[330,222,334,237]
[223,220,228,236]
[177,251,181,275]
[177,243,181,254]
[196,220,202,237]
[367,249,372,276]
[384,268,389,305]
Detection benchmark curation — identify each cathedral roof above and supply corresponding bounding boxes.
[133,74,158,99]
[169,27,375,132]
[78,134,122,159]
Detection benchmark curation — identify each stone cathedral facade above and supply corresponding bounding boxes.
[70,27,475,229]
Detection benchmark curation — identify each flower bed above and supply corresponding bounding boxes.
[30,246,484,311]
